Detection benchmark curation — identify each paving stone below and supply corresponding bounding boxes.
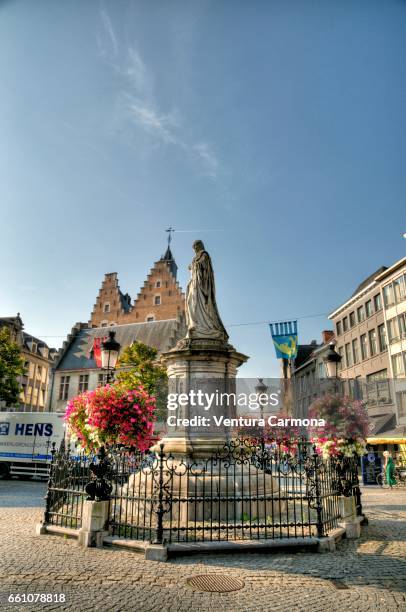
[0,483,405,611]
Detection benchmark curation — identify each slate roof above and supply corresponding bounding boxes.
[293,343,320,370]
[56,318,185,371]
[350,266,387,298]
[160,246,178,278]
[368,412,397,436]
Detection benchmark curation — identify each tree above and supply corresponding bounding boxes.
[115,342,168,421]
[0,327,25,407]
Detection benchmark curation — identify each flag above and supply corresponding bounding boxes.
[269,321,298,360]
[92,337,107,368]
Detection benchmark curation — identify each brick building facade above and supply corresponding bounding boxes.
[89,246,185,327]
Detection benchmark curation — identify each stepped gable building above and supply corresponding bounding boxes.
[48,245,186,413]
[89,246,185,327]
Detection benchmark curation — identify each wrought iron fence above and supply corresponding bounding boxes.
[43,438,361,543]
[44,442,90,529]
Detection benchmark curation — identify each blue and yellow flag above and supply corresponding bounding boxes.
[269,321,298,360]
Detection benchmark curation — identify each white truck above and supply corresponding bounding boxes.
[0,412,65,479]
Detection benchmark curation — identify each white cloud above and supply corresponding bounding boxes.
[127,101,178,145]
[98,10,220,179]
[193,142,219,179]
[100,9,118,57]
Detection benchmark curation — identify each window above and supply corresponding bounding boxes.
[104,303,110,313]
[78,374,89,393]
[373,293,382,312]
[146,316,154,322]
[378,324,387,352]
[352,339,359,364]
[387,317,400,344]
[318,362,326,379]
[101,323,108,328]
[383,283,395,307]
[366,370,391,405]
[399,313,406,340]
[156,280,161,288]
[392,353,405,378]
[336,321,342,336]
[349,312,356,328]
[368,329,377,356]
[397,391,406,418]
[345,343,352,367]
[98,373,108,386]
[37,366,42,378]
[357,306,365,323]
[154,295,161,305]
[342,317,348,332]
[338,347,344,369]
[393,275,405,304]
[59,376,70,400]
[365,300,373,318]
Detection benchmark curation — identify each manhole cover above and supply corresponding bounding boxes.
[187,574,245,593]
[330,579,349,590]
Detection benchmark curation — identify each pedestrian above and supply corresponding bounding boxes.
[383,450,397,488]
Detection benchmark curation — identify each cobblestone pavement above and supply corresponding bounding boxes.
[0,481,405,611]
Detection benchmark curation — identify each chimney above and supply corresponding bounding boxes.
[322,330,335,345]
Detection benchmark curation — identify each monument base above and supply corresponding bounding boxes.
[118,459,283,531]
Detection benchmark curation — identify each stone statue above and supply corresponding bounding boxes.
[186,240,229,342]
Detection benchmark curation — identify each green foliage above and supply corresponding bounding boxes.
[0,327,25,406]
[115,341,168,421]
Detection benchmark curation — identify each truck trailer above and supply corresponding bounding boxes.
[0,412,65,479]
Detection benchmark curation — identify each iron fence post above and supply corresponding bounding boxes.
[43,442,57,525]
[153,443,165,545]
[352,454,366,522]
[312,444,324,538]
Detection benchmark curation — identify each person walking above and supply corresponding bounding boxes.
[383,450,397,488]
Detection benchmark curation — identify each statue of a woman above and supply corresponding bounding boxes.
[186,240,229,342]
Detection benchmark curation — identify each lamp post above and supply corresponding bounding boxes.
[255,378,268,422]
[101,331,121,383]
[323,342,342,393]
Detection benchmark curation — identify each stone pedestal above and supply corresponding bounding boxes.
[338,496,356,521]
[119,338,284,536]
[156,338,248,458]
[78,500,109,548]
[338,496,361,539]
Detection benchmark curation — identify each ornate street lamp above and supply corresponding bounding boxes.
[101,331,121,383]
[324,342,342,379]
[255,378,268,421]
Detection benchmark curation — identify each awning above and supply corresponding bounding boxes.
[367,438,406,444]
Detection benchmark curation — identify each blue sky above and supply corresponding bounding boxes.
[1,0,405,377]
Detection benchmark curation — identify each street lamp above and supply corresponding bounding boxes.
[255,378,268,421]
[323,342,342,390]
[101,331,121,383]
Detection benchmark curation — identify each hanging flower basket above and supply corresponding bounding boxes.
[308,394,369,459]
[65,384,156,453]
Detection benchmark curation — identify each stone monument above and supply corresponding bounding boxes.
[158,239,248,456]
[121,241,280,529]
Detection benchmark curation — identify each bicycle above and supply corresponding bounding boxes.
[376,467,406,487]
